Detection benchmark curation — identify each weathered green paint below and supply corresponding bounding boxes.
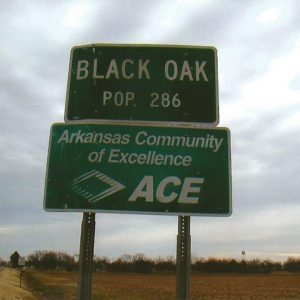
[44,123,231,215]
[65,44,218,124]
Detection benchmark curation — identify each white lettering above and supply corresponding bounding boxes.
[178,177,204,204]
[103,91,112,105]
[102,91,135,106]
[129,176,204,204]
[214,138,223,153]
[93,59,104,79]
[156,177,181,203]
[135,131,147,145]
[195,61,208,81]
[128,176,153,202]
[58,130,69,143]
[88,152,98,162]
[165,60,177,80]
[106,59,119,79]
[122,59,134,79]
[138,59,150,79]
[77,60,89,80]
[180,61,193,81]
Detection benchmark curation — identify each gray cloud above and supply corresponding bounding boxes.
[0,0,300,262]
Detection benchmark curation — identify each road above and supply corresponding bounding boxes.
[0,267,35,300]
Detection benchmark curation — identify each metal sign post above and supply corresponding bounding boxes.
[18,256,25,288]
[19,267,23,288]
[176,216,191,300]
[77,212,96,300]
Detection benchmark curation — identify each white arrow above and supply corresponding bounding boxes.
[70,170,125,203]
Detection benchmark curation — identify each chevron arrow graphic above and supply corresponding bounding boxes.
[70,170,125,203]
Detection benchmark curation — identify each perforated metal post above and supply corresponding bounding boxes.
[176,216,191,300]
[77,212,96,300]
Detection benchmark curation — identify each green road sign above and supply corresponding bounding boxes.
[65,44,218,124]
[44,123,231,215]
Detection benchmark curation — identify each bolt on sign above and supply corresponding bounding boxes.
[44,123,231,216]
[65,44,219,125]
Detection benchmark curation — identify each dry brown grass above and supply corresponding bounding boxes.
[190,273,300,299]
[24,270,300,300]
[0,268,36,300]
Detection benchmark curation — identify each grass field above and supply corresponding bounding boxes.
[24,270,300,300]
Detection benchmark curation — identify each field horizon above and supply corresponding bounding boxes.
[21,269,300,300]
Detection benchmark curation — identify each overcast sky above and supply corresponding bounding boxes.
[1,0,300,262]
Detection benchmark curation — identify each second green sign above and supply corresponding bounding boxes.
[44,123,231,215]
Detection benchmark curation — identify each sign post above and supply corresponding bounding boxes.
[77,212,95,300]
[176,216,191,300]
[18,256,25,288]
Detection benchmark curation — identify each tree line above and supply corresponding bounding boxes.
[4,250,300,274]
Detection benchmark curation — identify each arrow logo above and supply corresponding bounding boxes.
[70,170,125,203]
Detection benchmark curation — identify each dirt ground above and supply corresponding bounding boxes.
[0,268,35,300]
